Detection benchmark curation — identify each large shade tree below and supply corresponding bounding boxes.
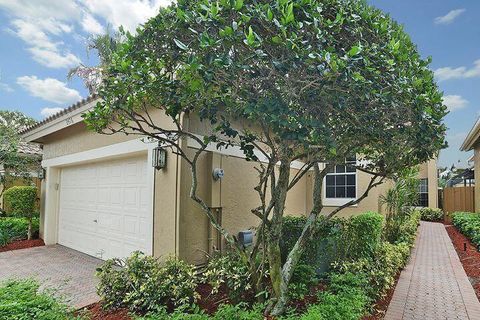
[84,0,447,314]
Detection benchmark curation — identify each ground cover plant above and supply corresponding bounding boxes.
[452,212,480,249]
[0,279,80,320]
[82,0,446,314]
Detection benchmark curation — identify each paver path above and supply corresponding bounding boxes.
[385,221,480,320]
[0,245,102,308]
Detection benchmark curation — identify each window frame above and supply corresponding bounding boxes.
[322,157,358,207]
[417,178,429,207]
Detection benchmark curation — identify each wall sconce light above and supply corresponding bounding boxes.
[38,167,46,180]
[212,168,224,180]
[152,146,167,169]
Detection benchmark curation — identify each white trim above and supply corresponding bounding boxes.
[321,162,358,207]
[42,138,154,167]
[22,99,99,143]
[187,136,306,170]
[42,137,156,257]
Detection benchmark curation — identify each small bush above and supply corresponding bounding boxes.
[335,212,384,262]
[296,272,370,320]
[419,208,444,222]
[3,186,37,216]
[96,252,198,314]
[280,216,338,273]
[0,279,79,320]
[394,210,421,245]
[288,264,318,300]
[0,217,39,246]
[452,212,480,249]
[203,250,252,303]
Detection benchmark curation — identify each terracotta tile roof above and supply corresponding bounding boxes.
[20,94,98,135]
[17,141,42,156]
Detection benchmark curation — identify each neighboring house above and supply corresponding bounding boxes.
[0,141,42,208]
[21,96,438,264]
[460,118,480,211]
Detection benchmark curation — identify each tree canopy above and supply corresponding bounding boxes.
[84,0,447,314]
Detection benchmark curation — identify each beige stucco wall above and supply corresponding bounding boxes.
[37,108,179,259]
[475,147,480,212]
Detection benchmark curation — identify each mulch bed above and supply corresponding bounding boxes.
[445,224,480,301]
[0,238,44,253]
[79,303,131,320]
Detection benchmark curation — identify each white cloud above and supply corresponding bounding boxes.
[40,107,64,118]
[434,9,466,25]
[17,76,82,105]
[0,0,173,69]
[443,95,468,112]
[28,47,81,69]
[81,14,105,35]
[81,0,171,33]
[0,83,13,93]
[434,59,480,81]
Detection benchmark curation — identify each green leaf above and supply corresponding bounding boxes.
[267,8,274,21]
[173,38,188,51]
[246,26,255,46]
[348,45,361,57]
[271,36,282,44]
[235,0,243,10]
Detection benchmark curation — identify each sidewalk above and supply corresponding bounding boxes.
[384,222,480,320]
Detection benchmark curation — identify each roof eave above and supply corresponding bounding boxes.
[21,97,100,143]
[460,118,480,152]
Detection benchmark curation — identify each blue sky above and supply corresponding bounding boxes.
[0,0,478,168]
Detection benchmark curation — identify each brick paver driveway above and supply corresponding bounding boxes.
[0,245,102,308]
[385,221,480,320]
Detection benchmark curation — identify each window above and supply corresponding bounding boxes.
[417,179,428,207]
[325,157,356,199]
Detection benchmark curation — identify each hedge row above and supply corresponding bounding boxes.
[452,212,480,249]
[418,208,444,222]
[0,217,39,246]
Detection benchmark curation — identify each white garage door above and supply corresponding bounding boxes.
[58,155,152,260]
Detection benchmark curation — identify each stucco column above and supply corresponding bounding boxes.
[42,166,60,245]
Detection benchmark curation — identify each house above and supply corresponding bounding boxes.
[0,141,42,209]
[460,118,480,211]
[21,96,439,264]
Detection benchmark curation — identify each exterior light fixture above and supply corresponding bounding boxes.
[152,146,167,169]
[38,167,46,180]
[212,168,224,180]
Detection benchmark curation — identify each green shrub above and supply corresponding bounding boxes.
[394,210,421,245]
[452,212,480,249]
[419,208,444,222]
[202,250,252,303]
[3,186,37,216]
[295,272,370,320]
[335,212,384,262]
[96,252,198,313]
[0,217,39,246]
[136,303,265,320]
[280,216,338,273]
[0,279,79,320]
[288,264,318,300]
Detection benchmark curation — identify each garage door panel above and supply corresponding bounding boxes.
[58,155,151,260]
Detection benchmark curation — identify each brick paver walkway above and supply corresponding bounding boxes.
[385,222,480,320]
[0,245,102,308]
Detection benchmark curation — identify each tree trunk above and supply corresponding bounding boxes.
[270,164,326,316]
[27,217,32,240]
[265,157,291,313]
